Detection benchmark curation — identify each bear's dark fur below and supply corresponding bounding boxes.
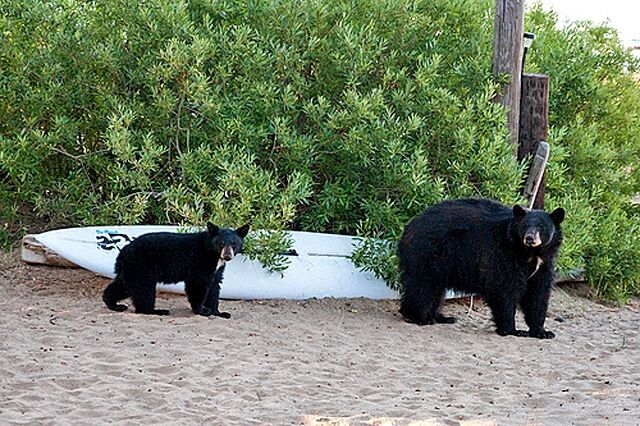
[102,222,250,317]
[398,198,564,339]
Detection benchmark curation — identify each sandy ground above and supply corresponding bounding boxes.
[0,252,639,426]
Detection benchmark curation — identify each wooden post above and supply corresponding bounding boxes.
[518,73,549,209]
[493,0,525,150]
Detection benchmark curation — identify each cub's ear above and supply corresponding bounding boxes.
[512,205,527,220]
[207,222,220,235]
[236,222,250,238]
[550,208,565,225]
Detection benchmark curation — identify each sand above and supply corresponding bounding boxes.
[0,252,639,425]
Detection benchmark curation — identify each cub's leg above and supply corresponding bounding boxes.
[130,273,169,315]
[103,275,129,312]
[185,279,207,314]
[201,269,230,318]
[199,285,230,318]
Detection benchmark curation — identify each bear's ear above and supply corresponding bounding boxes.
[512,205,527,220]
[207,222,220,235]
[550,208,565,225]
[236,222,250,238]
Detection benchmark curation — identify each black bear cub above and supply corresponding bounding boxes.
[398,198,564,339]
[103,222,250,317]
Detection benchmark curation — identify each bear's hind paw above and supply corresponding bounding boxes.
[213,311,231,319]
[403,317,435,326]
[136,308,170,315]
[496,329,527,337]
[110,304,128,312]
[505,329,555,339]
[436,314,457,324]
[196,306,213,316]
[528,329,555,339]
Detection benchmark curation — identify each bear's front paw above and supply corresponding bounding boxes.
[404,317,435,326]
[213,311,231,319]
[528,329,555,339]
[197,306,213,317]
[496,328,522,337]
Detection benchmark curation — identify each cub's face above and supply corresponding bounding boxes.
[206,222,250,261]
[512,205,564,248]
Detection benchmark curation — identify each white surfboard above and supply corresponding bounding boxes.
[25,226,464,300]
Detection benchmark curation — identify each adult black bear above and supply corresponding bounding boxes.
[398,198,564,339]
[102,222,250,317]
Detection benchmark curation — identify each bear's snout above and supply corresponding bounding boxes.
[221,247,235,261]
[523,231,542,247]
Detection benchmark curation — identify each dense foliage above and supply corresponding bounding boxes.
[526,5,640,300]
[1,0,638,299]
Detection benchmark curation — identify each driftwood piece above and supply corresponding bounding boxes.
[523,141,549,210]
[21,235,79,268]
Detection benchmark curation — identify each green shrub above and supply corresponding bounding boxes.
[1,0,639,299]
[0,0,522,273]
